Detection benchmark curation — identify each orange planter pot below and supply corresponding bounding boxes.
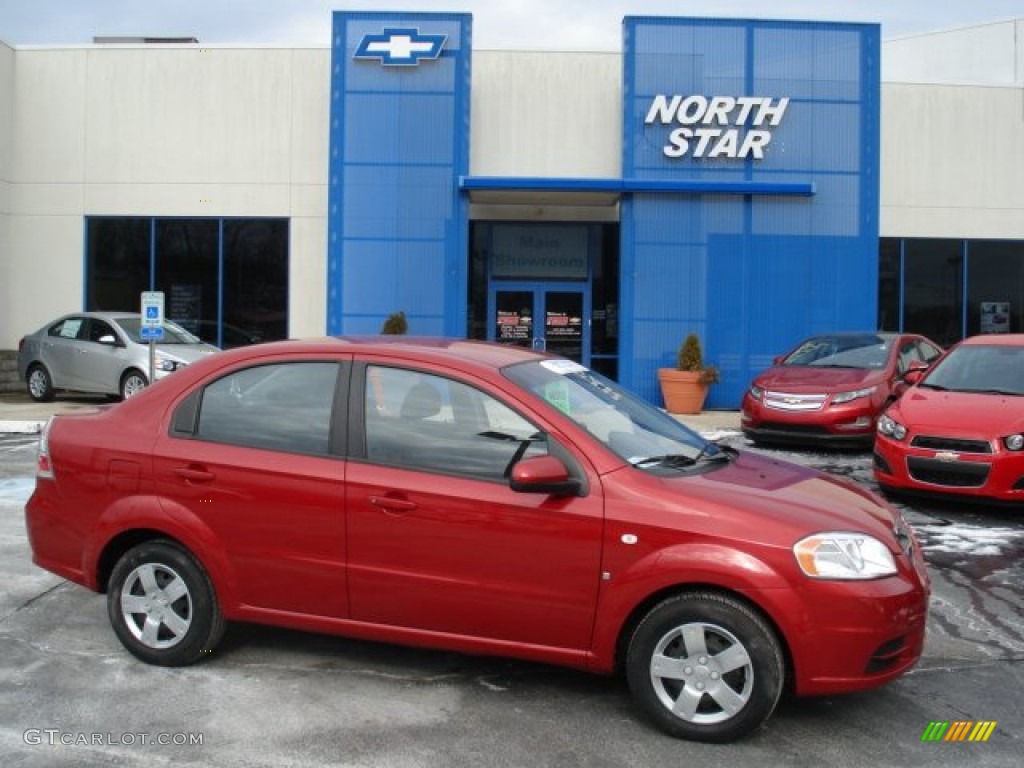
[657,368,708,414]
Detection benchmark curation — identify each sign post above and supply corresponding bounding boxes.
[140,291,165,386]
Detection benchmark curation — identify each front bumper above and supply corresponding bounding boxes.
[741,397,877,447]
[770,561,930,695]
[874,435,1024,504]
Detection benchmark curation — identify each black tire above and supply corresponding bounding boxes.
[625,592,784,743]
[26,364,55,402]
[120,369,148,400]
[107,540,225,666]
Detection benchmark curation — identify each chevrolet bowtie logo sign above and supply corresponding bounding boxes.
[354,28,447,66]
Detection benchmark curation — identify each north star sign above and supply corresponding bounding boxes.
[645,95,790,159]
[354,28,447,66]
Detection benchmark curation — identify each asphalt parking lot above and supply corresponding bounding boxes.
[1,420,1022,767]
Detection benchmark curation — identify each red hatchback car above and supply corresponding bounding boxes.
[875,334,1024,504]
[26,337,930,742]
[742,332,943,447]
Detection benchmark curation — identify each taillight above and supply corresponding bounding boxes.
[37,417,55,479]
[18,337,26,352]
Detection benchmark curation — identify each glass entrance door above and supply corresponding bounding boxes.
[489,283,590,365]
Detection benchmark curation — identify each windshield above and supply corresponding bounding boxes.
[115,317,202,345]
[921,344,1024,395]
[503,359,725,470]
[781,334,892,369]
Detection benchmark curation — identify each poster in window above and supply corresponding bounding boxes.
[497,309,531,341]
[980,302,1010,334]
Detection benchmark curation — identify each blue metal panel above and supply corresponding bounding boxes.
[622,17,880,408]
[328,12,471,336]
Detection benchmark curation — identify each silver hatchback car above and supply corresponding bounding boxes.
[17,311,220,401]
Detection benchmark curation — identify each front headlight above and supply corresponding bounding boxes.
[748,384,764,401]
[1004,434,1024,451]
[877,413,907,440]
[156,358,185,372]
[794,532,897,580]
[831,385,877,404]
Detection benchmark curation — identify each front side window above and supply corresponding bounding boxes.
[197,362,340,455]
[85,319,117,344]
[364,366,546,480]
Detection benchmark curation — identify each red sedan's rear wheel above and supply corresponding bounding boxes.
[107,540,225,666]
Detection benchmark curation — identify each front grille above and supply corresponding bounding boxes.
[907,457,990,488]
[911,435,992,454]
[866,636,907,675]
[761,422,831,435]
[763,391,826,412]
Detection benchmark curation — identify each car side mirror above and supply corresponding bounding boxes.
[98,334,118,346]
[772,355,785,366]
[902,367,926,385]
[509,455,581,497]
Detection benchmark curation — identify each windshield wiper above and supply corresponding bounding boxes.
[630,454,697,468]
[631,444,728,469]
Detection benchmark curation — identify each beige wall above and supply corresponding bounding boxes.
[0,42,13,345]
[2,44,330,349]
[880,83,1024,239]
[884,20,1023,86]
[471,51,621,178]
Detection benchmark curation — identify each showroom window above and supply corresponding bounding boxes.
[879,238,1024,345]
[86,217,288,348]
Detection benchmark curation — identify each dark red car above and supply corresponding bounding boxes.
[26,337,930,742]
[741,332,943,447]
[875,334,1024,504]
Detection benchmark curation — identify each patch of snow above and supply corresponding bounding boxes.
[0,477,36,504]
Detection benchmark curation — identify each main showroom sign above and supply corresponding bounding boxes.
[645,95,789,159]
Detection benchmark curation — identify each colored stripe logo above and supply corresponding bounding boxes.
[921,721,997,742]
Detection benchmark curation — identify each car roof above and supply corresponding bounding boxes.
[803,331,899,340]
[959,334,1024,347]
[216,336,553,371]
[58,311,141,321]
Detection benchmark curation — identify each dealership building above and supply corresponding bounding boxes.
[1,12,1022,407]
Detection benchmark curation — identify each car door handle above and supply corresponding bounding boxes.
[368,495,418,513]
[174,466,216,484]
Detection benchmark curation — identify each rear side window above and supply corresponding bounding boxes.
[49,318,86,340]
[196,362,340,455]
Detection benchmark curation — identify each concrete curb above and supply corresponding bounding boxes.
[0,420,45,435]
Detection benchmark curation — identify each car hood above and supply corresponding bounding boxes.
[754,366,880,392]
[155,343,220,364]
[651,450,898,545]
[892,388,1024,437]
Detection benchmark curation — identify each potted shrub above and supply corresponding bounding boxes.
[657,333,720,414]
[380,311,408,335]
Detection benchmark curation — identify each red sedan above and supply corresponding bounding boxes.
[26,337,929,743]
[875,334,1024,504]
[741,332,943,448]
